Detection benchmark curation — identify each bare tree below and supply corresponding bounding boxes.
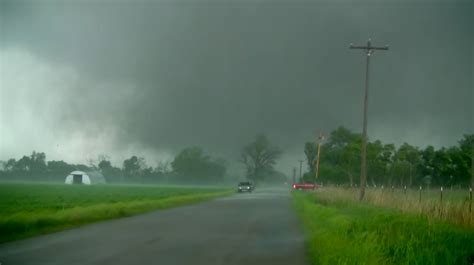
[156,160,171,174]
[240,134,282,183]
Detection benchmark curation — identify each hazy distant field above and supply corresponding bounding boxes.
[292,189,474,265]
[0,183,232,243]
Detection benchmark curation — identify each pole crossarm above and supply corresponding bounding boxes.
[350,39,389,56]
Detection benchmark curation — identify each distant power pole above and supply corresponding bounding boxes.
[314,132,326,180]
[350,39,388,201]
[292,167,297,184]
[298,160,304,181]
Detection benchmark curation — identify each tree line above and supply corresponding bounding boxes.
[0,147,228,184]
[303,126,473,188]
[0,135,287,185]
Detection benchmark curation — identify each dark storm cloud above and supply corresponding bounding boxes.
[0,0,472,169]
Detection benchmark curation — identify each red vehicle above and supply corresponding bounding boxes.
[292,182,319,190]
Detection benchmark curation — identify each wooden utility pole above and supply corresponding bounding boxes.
[350,39,388,201]
[298,160,304,181]
[292,167,297,184]
[314,132,325,180]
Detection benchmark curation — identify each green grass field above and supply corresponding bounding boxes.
[0,183,232,243]
[292,190,474,265]
[312,187,473,228]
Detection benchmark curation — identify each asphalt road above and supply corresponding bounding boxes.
[0,187,308,265]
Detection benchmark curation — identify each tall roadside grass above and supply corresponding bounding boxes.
[292,191,474,265]
[314,187,473,229]
[0,183,233,243]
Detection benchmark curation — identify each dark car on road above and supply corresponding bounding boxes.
[237,182,254,193]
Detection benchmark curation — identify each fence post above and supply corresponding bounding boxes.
[419,186,422,203]
[470,187,472,214]
[440,186,443,204]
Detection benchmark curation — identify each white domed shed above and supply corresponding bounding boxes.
[65,170,106,185]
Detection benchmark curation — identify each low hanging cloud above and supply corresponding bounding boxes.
[0,0,472,172]
[0,48,174,166]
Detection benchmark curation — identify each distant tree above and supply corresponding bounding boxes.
[340,140,361,186]
[95,154,109,168]
[391,160,410,186]
[47,160,74,173]
[172,147,226,183]
[98,159,112,171]
[14,156,32,172]
[326,126,360,150]
[155,160,171,174]
[304,142,317,172]
[29,151,47,173]
[380,144,395,186]
[300,127,361,185]
[318,127,361,185]
[4,158,16,171]
[318,163,346,184]
[74,164,90,172]
[420,146,462,187]
[123,156,144,182]
[421,145,436,185]
[6,151,47,175]
[96,156,122,183]
[86,159,97,169]
[299,128,471,188]
[240,135,282,183]
[47,160,75,181]
[367,140,385,186]
[445,146,469,186]
[433,148,451,186]
[459,134,474,186]
[393,143,421,187]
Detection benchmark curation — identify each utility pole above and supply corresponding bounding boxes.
[350,39,388,201]
[292,167,297,184]
[314,132,325,180]
[298,160,304,181]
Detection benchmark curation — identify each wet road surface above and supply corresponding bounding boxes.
[0,187,308,265]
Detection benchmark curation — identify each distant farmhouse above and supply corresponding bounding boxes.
[65,170,106,185]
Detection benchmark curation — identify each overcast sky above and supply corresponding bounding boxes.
[0,0,472,174]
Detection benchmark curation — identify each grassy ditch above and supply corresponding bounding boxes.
[314,187,473,228]
[292,191,474,265]
[0,183,233,243]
